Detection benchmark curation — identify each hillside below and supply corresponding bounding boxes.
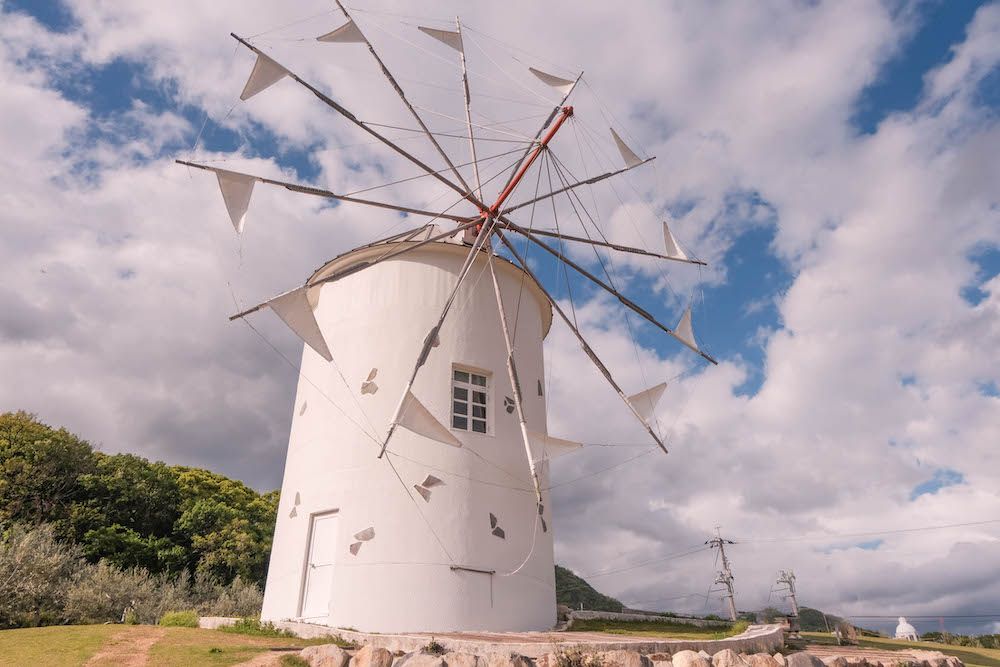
[555,565,625,612]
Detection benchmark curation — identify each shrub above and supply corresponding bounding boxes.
[160,610,200,627]
[0,524,86,628]
[64,560,163,624]
[425,640,446,655]
[218,617,294,638]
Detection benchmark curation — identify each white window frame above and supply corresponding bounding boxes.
[451,365,491,435]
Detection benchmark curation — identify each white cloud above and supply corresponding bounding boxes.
[1,0,998,629]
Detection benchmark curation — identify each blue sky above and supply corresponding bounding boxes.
[2,0,999,632]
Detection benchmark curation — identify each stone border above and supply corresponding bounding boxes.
[272,621,785,659]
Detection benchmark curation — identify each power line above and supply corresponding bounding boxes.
[579,545,709,579]
[733,518,1000,544]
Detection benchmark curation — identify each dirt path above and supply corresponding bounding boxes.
[232,648,302,666]
[84,626,166,667]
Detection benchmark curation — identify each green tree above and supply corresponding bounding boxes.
[0,411,96,539]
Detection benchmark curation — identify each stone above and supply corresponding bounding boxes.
[785,653,825,667]
[654,662,674,667]
[394,653,445,667]
[599,650,654,667]
[648,655,672,663]
[351,645,394,667]
[699,653,713,661]
[672,650,713,667]
[480,654,532,667]
[774,655,786,667]
[821,657,848,667]
[443,653,480,667]
[302,644,351,667]
[746,654,781,667]
[713,650,749,667]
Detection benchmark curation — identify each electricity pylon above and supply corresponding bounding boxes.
[706,528,737,621]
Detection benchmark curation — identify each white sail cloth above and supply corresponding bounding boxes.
[627,382,667,423]
[267,287,333,362]
[240,53,288,101]
[397,391,462,448]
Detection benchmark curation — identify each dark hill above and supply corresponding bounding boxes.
[555,564,624,612]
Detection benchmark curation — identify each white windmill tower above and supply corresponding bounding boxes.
[178,4,717,633]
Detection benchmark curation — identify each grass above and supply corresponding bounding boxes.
[0,625,119,667]
[802,632,1000,667]
[159,610,200,627]
[0,625,335,667]
[568,618,750,639]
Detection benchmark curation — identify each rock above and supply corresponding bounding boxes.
[713,650,748,667]
[653,662,673,667]
[599,650,653,667]
[773,656,786,667]
[699,653,713,661]
[821,658,849,667]
[784,654,825,667]
[746,654,781,667]
[302,644,351,667]
[479,654,532,667]
[351,645,394,667]
[443,654,479,667]
[672,650,713,667]
[648,655,672,663]
[394,653,445,667]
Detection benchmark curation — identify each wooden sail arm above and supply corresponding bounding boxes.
[505,225,706,266]
[229,33,490,215]
[176,160,475,223]
[502,221,718,365]
[227,219,482,322]
[332,1,474,196]
[493,229,670,454]
[500,157,655,216]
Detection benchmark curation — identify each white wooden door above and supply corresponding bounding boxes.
[300,512,338,620]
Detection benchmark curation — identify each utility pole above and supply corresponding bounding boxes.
[706,528,738,622]
[775,570,801,637]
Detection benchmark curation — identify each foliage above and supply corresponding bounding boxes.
[554,565,624,612]
[281,656,311,667]
[0,523,264,628]
[159,610,200,627]
[0,523,86,628]
[797,607,844,632]
[556,648,604,667]
[218,617,294,638]
[425,639,446,655]
[0,411,277,590]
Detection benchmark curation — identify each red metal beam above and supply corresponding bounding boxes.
[479,106,573,224]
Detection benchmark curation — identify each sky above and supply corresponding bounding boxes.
[1,0,999,636]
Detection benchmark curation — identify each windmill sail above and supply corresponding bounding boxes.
[240,53,288,101]
[662,221,689,260]
[214,169,255,233]
[316,20,366,43]
[266,287,333,361]
[418,26,463,52]
[528,430,582,460]
[610,128,643,168]
[627,382,667,423]
[675,306,698,350]
[397,391,462,448]
[529,67,575,95]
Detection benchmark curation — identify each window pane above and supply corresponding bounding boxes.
[471,374,486,386]
[452,416,468,430]
[472,405,486,418]
[472,391,486,404]
[453,370,469,383]
[453,401,467,415]
[453,387,468,400]
[472,419,487,433]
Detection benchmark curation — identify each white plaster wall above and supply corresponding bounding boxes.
[261,241,556,632]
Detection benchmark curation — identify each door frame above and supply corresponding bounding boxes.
[296,508,340,619]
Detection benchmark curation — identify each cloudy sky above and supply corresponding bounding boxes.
[2,0,999,635]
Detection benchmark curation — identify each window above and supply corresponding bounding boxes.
[452,368,489,433]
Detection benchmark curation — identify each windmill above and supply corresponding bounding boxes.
[178,4,718,633]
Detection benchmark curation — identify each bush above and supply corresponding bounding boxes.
[0,524,86,628]
[218,617,294,638]
[159,610,200,627]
